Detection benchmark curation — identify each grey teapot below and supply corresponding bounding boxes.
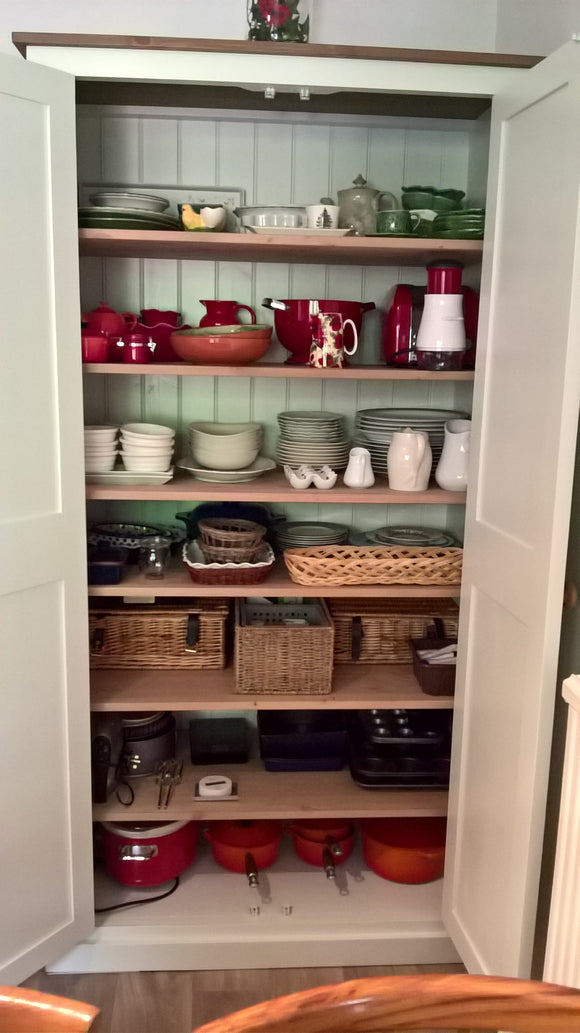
[338,174,398,236]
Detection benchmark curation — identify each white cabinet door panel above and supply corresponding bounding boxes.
[443,41,580,977]
[0,54,93,983]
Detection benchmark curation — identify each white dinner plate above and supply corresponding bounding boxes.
[246,227,354,236]
[85,467,174,485]
[177,456,276,482]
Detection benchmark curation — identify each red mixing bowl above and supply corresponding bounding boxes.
[270,299,375,364]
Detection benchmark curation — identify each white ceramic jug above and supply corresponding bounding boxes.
[343,447,375,488]
[387,428,432,491]
[435,418,471,491]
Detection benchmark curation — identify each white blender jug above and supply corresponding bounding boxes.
[415,260,466,370]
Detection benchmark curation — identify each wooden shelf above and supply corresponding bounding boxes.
[90,663,454,712]
[85,469,466,504]
[92,758,448,822]
[87,557,460,598]
[83,361,475,380]
[78,229,483,266]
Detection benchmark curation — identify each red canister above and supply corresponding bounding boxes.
[81,329,110,363]
[101,820,197,886]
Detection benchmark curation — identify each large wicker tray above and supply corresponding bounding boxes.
[283,545,463,586]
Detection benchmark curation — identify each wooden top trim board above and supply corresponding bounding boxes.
[12,33,542,68]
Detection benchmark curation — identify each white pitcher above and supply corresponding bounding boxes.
[343,447,375,488]
[387,428,432,491]
[435,418,471,491]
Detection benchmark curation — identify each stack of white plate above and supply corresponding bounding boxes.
[353,407,469,472]
[275,410,350,470]
[119,422,175,473]
[365,525,460,547]
[276,520,350,550]
[84,425,119,472]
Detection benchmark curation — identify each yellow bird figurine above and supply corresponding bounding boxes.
[180,204,205,230]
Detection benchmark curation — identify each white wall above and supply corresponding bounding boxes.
[1,0,498,55]
[495,0,580,55]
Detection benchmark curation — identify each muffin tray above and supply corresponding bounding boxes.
[347,710,452,788]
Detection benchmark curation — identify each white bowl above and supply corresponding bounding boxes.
[188,421,261,440]
[191,444,260,471]
[84,425,118,443]
[121,422,175,438]
[120,439,175,455]
[85,455,118,472]
[84,446,119,456]
[122,454,172,472]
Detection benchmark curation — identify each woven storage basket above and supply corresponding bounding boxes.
[200,540,265,564]
[234,598,334,695]
[283,545,463,586]
[199,518,266,549]
[183,541,275,586]
[329,599,460,664]
[89,598,229,669]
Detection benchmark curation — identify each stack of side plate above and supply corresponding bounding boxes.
[431,208,485,239]
[276,521,349,549]
[365,525,460,547]
[276,410,350,469]
[78,206,181,231]
[354,407,469,473]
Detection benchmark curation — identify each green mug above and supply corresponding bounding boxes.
[376,209,421,234]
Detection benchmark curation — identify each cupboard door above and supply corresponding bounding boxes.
[443,40,580,977]
[0,54,94,982]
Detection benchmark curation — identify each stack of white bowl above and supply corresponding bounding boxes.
[188,422,262,471]
[84,425,119,472]
[120,422,175,472]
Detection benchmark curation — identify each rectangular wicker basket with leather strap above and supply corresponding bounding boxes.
[329,598,459,665]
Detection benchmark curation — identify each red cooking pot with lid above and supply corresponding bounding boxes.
[361,817,446,884]
[204,819,281,882]
[289,818,352,843]
[263,298,375,365]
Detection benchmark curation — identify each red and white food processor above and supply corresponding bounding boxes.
[382,261,478,369]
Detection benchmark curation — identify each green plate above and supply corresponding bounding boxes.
[432,229,484,239]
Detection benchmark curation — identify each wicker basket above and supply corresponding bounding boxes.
[183,540,275,586]
[329,599,460,664]
[199,518,266,549]
[234,599,334,695]
[283,545,463,586]
[200,540,265,564]
[89,598,229,669]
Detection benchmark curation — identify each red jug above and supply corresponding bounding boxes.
[199,300,256,327]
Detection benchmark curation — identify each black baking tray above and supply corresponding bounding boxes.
[258,710,346,760]
[189,717,250,764]
[356,708,447,745]
[262,755,345,772]
[347,710,451,788]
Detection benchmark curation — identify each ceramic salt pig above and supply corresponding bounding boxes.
[435,419,471,491]
[343,447,375,488]
[387,428,432,491]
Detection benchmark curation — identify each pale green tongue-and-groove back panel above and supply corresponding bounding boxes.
[78,104,476,538]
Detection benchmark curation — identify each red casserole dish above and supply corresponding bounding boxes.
[361,817,446,884]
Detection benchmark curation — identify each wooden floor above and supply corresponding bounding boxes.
[22,963,466,1032]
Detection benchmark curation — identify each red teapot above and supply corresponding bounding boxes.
[82,301,137,336]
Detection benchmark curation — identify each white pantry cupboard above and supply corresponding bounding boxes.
[1,35,580,984]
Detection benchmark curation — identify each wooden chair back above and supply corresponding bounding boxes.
[192,973,580,1033]
[0,985,99,1032]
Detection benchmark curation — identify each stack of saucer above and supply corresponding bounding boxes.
[120,422,175,472]
[84,425,119,473]
[275,411,350,469]
[276,520,349,550]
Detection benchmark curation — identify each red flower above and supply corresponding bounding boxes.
[257,0,292,27]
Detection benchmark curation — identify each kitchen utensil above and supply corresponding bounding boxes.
[89,191,170,212]
[411,633,457,696]
[376,209,421,235]
[343,447,375,488]
[305,204,340,229]
[170,325,271,365]
[100,819,197,886]
[309,309,358,368]
[262,298,375,365]
[133,314,192,362]
[387,429,432,491]
[204,820,282,885]
[257,710,347,770]
[235,204,306,229]
[177,456,276,483]
[81,329,110,363]
[189,717,250,764]
[337,174,398,235]
[87,546,128,585]
[435,419,471,491]
[175,502,272,540]
[116,334,156,363]
[82,300,137,337]
[382,281,479,369]
[138,535,172,578]
[360,817,447,883]
[178,203,227,231]
[290,828,354,876]
[155,758,183,809]
[140,309,181,326]
[401,185,465,211]
[199,300,257,326]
